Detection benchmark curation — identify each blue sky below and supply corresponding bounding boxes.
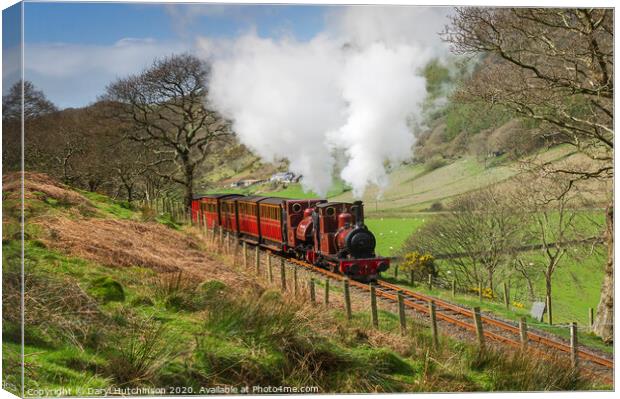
[3,1,332,107]
[23,2,328,44]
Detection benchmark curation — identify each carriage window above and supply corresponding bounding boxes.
[325,207,335,217]
[292,203,302,213]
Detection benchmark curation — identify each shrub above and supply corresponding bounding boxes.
[106,317,171,385]
[466,348,586,391]
[152,272,217,311]
[425,156,448,172]
[428,202,444,212]
[130,295,154,307]
[88,276,125,303]
[401,252,436,281]
[140,206,157,222]
[469,286,496,300]
[3,257,108,349]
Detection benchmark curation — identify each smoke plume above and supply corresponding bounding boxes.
[200,7,450,197]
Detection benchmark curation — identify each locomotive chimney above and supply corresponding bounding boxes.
[353,201,363,226]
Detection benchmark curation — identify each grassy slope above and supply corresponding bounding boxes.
[3,177,605,394]
[331,146,578,217]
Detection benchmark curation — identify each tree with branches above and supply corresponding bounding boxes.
[2,80,58,171]
[102,53,231,210]
[444,7,613,342]
[403,186,524,292]
[512,172,585,325]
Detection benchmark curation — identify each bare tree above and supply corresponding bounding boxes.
[102,54,231,209]
[3,80,58,171]
[512,172,584,324]
[3,80,58,122]
[444,8,613,342]
[404,186,524,291]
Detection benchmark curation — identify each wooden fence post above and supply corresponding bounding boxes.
[267,255,273,283]
[309,279,316,304]
[370,283,379,328]
[570,322,578,368]
[397,291,406,336]
[324,279,330,305]
[242,242,247,268]
[254,246,260,274]
[280,259,286,291]
[219,227,224,250]
[343,278,352,320]
[293,267,298,296]
[211,226,217,244]
[546,295,553,325]
[519,317,528,349]
[428,274,433,290]
[478,282,483,302]
[429,300,439,349]
[394,265,399,280]
[409,270,414,286]
[503,282,510,310]
[451,279,456,298]
[473,307,485,350]
[589,308,594,328]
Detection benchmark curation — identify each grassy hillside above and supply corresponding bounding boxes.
[331,146,580,217]
[3,173,604,395]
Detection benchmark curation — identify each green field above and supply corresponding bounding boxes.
[365,217,426,257]
[384,243,608,353]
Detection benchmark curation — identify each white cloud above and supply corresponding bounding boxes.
[164,4,234,37]
[24,38,190,108]
[2,45,21,95]
[200,6,451,197]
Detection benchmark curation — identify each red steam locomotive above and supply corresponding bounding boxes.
[191,194,390,281]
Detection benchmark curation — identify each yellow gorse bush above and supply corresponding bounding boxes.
[401,251,436,281]
[469,286,497,300]
[402,251,435,271]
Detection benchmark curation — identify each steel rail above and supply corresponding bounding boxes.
[284,255,613,375]
[376,281,613,369]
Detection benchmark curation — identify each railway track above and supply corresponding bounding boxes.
[279,254,613,384]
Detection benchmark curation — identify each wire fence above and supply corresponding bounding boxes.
[387,263,605,332]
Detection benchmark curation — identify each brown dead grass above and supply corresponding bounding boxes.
[3,172,242,285]
[37,216,240,284]
[3,172,93,207]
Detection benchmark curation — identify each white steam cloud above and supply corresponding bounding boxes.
[199,7,450,198]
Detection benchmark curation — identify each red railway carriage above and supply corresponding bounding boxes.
[258,197,288,249]
[220,196,241,233]
[192,194,242,228]
[236,196,267,243]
